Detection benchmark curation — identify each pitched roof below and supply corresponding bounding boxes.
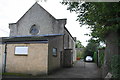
[16,2,57,24]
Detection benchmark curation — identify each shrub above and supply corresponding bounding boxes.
[77,52,81,58]
[99,52,104,67]
[111,55,120,78]
[93,52,97,63]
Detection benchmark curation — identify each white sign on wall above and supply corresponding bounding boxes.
[15,47,28,55]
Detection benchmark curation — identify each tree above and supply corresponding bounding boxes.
[84,38,99,57]
[75,40,84,48]
[62,2,120,77]
[62,2,120,42]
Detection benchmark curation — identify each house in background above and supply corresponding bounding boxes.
[1,2,76,75]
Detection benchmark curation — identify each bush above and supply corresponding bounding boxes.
[77,52,81,58]
[77,51,84,59]
[93,52,104,67]
[111,55,120,78]
[93,52,97,63]
[99,52,104,67]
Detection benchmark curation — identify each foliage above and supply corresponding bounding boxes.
[75,40,84,59]
[93,52,97,63]
[76,49,84,59]
[98,52,104,67]
[93,48,105,67]
[111,55,120,78]
[84,38,99,58]
[75,40,84,48]
[62,2,120,42]
[77,52,81,58]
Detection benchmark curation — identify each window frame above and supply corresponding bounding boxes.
[52,48,57,57]
[29,24,40,35]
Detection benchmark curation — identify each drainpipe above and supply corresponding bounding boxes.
[4,43,7,72]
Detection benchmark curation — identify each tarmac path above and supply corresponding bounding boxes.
[43,60,101,78]
[2,60,102,79]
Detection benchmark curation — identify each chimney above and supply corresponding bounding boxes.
[73,37,77,42]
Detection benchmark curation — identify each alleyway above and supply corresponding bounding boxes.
[43,60,101,78]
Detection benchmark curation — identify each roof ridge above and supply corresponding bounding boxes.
[36,2,57,20]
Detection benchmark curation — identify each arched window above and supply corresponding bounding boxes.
[30,24,39,35]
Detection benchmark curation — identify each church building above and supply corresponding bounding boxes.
[0,2,76,75]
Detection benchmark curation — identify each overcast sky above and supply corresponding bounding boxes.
[0,0,91,46]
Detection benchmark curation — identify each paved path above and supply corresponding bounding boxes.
[3,60,102,78]
[42,60,101,78]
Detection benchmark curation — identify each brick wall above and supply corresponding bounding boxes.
[6,43,48,75]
